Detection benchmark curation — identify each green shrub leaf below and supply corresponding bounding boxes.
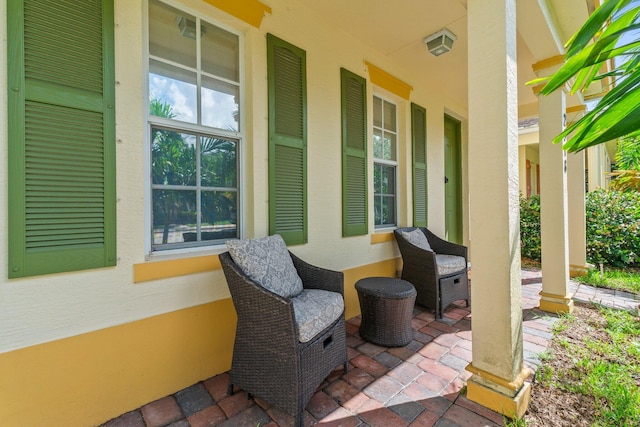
[520,190,640,267]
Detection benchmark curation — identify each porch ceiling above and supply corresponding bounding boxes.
[295,0,591,116]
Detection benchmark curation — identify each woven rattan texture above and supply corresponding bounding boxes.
[394,227,469,319]
[356,277,417,347]
[219,251,348,427]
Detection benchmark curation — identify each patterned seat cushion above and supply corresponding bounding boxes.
[436,254,467,276]
[400,228,433,252]
[226,234,303,298]
[291,289,344,342]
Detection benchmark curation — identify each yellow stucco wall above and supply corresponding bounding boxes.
[0,259,396,426]
[0,299,236,427]
[0,0,466,354]
[0,0,467,424]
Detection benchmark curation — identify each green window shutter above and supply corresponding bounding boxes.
[8,0,116,278]
[267,34,307,245]
[411,103,428,227]
[341,68,368,237]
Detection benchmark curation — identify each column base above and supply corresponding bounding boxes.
[539,291,574,314]
[465,365,532,419]
[569,263,593,278]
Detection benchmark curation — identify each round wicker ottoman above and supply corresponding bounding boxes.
[355,277,417,347]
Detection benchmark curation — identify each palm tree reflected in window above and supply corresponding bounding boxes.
[150,99,238,249]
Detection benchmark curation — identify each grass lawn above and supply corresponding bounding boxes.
[521,257,640,295]
[574,267,640,295]
[512,304,640,426]
[512,258,640,426]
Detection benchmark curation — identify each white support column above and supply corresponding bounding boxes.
[567,150,588,277]
[518,145,528,197]
[466,0,530,418]
[587,145,606,191]
[538,89,573,313]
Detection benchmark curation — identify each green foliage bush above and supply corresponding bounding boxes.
[520,194,541,261]
[585,190,640,267]
[520,190,640,268]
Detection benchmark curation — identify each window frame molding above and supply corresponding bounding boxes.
[143,0,246,257]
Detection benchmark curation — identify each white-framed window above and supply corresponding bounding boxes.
[373,95,397,228]
[147,0,242,251]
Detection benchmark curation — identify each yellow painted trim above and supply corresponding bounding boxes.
[343,258,399,319]
[531,55,564,73]
[134,254,221,283]
[532,84,544,95]
[0,299,237,427]
[539,291,574,313]
[371,232,394,244]
[201,0,271,28]
[532,81,571,96]
[584,88,611,100]
[465,363,531,392]
[365,61,413,100]
[566,105,586,114]
[539,291,573,302]
[539,298,574,314]
[467,378,531,419]
[569,264,590,278]
[1,258,400,426]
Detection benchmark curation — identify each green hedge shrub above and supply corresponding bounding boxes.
[585,189,640,267]
[520,194,541,261]
[519,190,640,267]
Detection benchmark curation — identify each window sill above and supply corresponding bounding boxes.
[146,244,227,262]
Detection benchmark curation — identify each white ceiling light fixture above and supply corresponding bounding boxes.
[423,28,457,56]
[176,16,205,39]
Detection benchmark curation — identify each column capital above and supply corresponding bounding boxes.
[566,105,586,115]
[532,55,564,74]
[530,55,568,95]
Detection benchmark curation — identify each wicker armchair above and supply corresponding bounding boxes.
[219,251,348,426]
[394,227,469,319]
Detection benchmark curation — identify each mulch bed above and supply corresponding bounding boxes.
[524,304,613,426]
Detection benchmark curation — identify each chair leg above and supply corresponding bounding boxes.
[343,361,349,373]
[227,383,234,396]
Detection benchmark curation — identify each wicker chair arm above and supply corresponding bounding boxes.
[290,251,344,295]
[422,228,467,260]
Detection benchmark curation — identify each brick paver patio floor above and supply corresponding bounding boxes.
[102,269,639,427]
